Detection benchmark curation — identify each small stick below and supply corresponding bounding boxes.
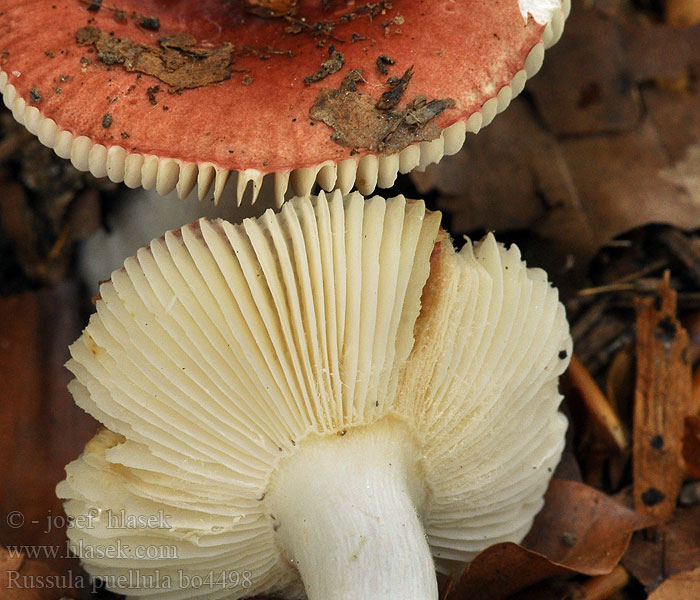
[658,228,700,287]
[580,565,631,600]
[568,354,628,452]
[571,297,611,343]
[440,570,456,600]
[577,258,669,298]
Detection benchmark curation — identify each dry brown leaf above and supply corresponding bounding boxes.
[621,19,700,83]
[648,566,700,599]
[661,142,700,206]
[522,479,655,570]
[623,503,700,591]
[448,479,654,600]
[448,542,577,600]
[644,88,700,163]
[411,98,581,235]
[527,3,641,137]
[553,118,700,258]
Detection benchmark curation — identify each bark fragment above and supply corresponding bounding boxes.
[633,273,692,521]
[304,51,345,85]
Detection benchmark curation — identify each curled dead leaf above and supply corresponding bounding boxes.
[623,503,700,591]
[448,542,576,600]
[648,566,700,599]
[448,479,654,599]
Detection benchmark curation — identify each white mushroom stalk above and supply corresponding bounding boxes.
[58,191,571,599]
[269,421,435,600]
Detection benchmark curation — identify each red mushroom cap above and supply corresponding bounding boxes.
[0,0,568,204]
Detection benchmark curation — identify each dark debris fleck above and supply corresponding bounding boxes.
[641,487,666,507]
[376,54,395,75]
[138,16,160,31]
[304,51,344,86]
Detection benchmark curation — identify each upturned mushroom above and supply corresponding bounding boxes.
[58,191,571,599]
[0,1,569,205]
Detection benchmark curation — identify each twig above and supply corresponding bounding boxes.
[578,282,636,297]
[577,258,669,297]
[568,354,629,452]
[440,570,456,600]
[571,297,611,343]
[658,228,700,287]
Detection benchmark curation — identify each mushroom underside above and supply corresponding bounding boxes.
[58,191,571,599]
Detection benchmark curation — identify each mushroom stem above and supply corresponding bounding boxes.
[267,421,436,600]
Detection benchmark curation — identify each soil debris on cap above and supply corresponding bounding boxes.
[245,0,299,18]
[376,65,412,109]
[137,16,160,31]
[75,26,233,91]
[83,0,102,12]
[404,96,453,126]
[146,85,160,105]
[382,13,405,35]
[376,54,394,75]
[310,68,454,154]
[239,44,294,60]
[304,50,345,85]
[285,0,393,39]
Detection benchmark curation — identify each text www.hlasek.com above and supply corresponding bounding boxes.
[5,539,178,560]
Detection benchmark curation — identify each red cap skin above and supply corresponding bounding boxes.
[0,0,567,203]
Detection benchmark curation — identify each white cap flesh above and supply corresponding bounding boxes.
[519,0,563,24]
